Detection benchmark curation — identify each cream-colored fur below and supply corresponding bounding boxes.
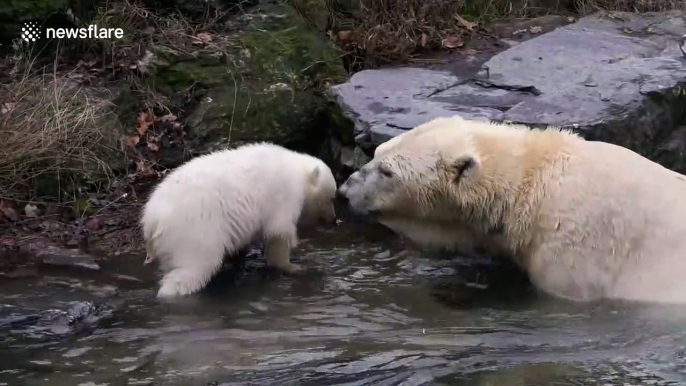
[339,115,686,303]
[141,142,337,298]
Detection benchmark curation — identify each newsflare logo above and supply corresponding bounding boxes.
[21,22,40,43]
[20,22,124,43]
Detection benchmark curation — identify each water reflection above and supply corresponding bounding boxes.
[1,221,686,385]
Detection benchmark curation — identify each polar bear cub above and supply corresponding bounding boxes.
[141,142,337,298]
[339,115,686,304]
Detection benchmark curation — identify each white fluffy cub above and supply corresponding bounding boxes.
[141,142,337,298]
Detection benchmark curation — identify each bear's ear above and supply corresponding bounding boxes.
[308,166,321,186]
[445,154,479,183]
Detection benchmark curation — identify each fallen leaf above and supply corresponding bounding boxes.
[623,27,633,34]
[77,59,97,68]
[567,16,577,22]
[337,30,353,42]
[421,33,428,47]
[135,156,154,175]
[105,219,121,226]
[148,141,160,152]
[159,113,177,122]
[136,111,153,136]
[85,217,101,231]
[125,135,140,148]
[0,237,17,248]
[454,14,477,31]
[1,102,16,115]
[529,26,543,34]
[442,36,464,49]
[0,200,18,221]
[512,28,527,35]
[40,220,62,232]
[193,32,213,45]
[24,204,39,218]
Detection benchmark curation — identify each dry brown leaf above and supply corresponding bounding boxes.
[85,217,101,231]
[135,158,153,175]
[421,33,428,47]
[125,135,140,148]
[193,32,213,45]
[442,36,464,49]
[136,111,153,136]
[1,102,16,115]
[512,28,527,36]
[337,30,353,42]
[529,26,543,34]
[454,14,477,31]
[0,200,18,222]
[0,236,17,247]
[148,141,160,152]
[159,113,178,122]
[77,59,97,68]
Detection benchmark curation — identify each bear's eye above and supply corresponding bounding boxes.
[378,163,393,178]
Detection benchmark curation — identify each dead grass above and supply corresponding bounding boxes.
[576,0,686,14]
[0,50,124,204]
[291,0,685,67]
[0,0,232,207]
[291,0,579,66]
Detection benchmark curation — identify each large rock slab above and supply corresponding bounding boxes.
[330,11,686,173]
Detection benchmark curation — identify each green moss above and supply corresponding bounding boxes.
[148,1,348,155]
[236,3,347,84]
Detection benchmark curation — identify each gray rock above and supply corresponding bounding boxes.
[330,11,686,172]
[340,146,372,170]
[37,247,101,271]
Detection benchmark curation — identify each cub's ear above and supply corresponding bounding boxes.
[308,166,321,186]
[444,154,479,182]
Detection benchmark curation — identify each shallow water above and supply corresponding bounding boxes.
[2,221,686,386]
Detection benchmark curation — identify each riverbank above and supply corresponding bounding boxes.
[2,0,685,269]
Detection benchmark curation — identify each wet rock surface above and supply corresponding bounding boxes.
[0,300,121,341]
[37,247,101,271]
[331,11,686,172]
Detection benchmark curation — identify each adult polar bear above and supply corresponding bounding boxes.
[141,143,338,298]
[338,115,686,304]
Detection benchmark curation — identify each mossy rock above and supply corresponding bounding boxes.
[148,1,348,158]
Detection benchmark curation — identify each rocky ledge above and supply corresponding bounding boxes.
[330,11,686,173]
